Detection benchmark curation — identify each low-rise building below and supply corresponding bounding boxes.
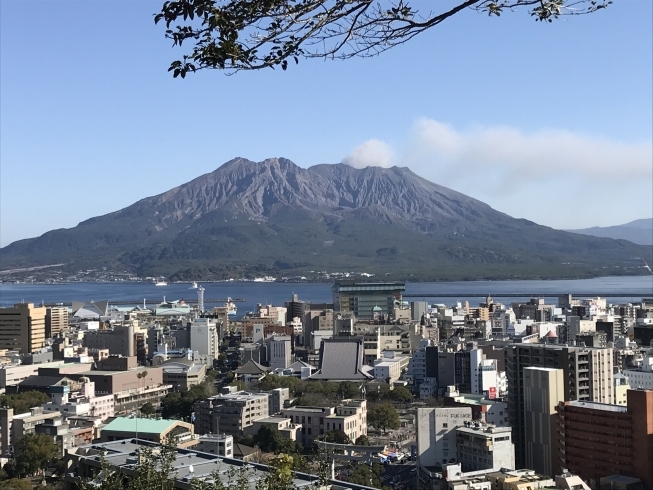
[373,350,410,383]
[456,424,515,472]
[283,399,367,447]
[193,391,269,436]
[623,356,653,390]
[100,417,194,445]
[192,434,234,457]
[161,360,206,391]
[243,416,302,441]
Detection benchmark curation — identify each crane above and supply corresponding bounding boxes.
[641,258,653,275]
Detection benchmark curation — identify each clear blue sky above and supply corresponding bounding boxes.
[1,0,651,247]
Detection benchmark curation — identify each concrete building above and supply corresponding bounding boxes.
[192,434,234,457]
[162,361,207,391]
[0,360,65,388]
[243,416,302,441]
[332,281,405,320]
[267,335,292,370]
[456,424,515,472]
[1,406,64,456]
[268,387,290,415]
[190,318,219,362]
[416,407,473,469]
[557,389,653,489]
[373,350,410,383]
[283,399,367,447]
[505,344,614,468]
[444,388,509,427]
[623,356,653,390]
[82,325,136,357]
[46,306,69,338]
[523,367,564,477]
[0,302,47,353]
[64,438,378,490]
[193,391,269,436]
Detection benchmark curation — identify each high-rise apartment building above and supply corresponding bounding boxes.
[523,367,564,477]
[505,344,613,468]
[45,306,69,338]
[0,303,47,353]
[557,389,653,489]
[332,281,405,320]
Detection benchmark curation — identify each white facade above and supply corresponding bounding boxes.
[190,318,219,359]
[195,434,234,457]
[416,407,472,468]
[267,335,292,370]
[456,425,515,472]
[373,351,409,383]
[78,321,100,331]
[0,361,65,388]
[624,356,653,390]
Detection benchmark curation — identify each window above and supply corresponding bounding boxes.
[442,423,448,428]
[308,428,312,434]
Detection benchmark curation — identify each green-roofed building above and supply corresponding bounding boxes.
[101,416,194,445]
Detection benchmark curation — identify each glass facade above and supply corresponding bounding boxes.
[332,281,405,319]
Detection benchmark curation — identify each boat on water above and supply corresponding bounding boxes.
[190,282,198,289]
[225,297,237,316]
[155,281,167,286]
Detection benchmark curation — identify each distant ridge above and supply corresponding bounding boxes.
[567,218,653,246]
[1,157,651,281]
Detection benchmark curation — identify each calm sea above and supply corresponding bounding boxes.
[1,276,651,317]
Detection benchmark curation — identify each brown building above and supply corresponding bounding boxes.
[557,389,653,489]
[0,303,46,353]
[506,344,614,468]
[82,325,136,357]
[46,306,69,338]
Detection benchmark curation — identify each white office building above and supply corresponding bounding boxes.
[190,318,219,361]
[416,406,472,468]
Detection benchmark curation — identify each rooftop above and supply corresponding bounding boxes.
[103,417,188,434]
[566,400,627,413]
[68,439,377,490]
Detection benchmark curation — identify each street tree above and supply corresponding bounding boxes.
[13,433,60,477]
[155,0,613,76]
[347,462,387,489]
[320,430,351,444]
[354,434,370,446]
[337,381,360,399]
[367,403,400,432]
[254,425,296,453]
[386,386,413,403]
[140,402,156,417]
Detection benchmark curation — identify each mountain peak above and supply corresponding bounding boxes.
[2,157,650,281]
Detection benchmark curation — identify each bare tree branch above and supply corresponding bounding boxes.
[153,0,614,75]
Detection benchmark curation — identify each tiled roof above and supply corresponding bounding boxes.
[310,338,373,380]
[234,359,269,375]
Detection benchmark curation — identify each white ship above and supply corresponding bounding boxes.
[190,281,198,289]
[225,297,237,316]
[155,281,167,286]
